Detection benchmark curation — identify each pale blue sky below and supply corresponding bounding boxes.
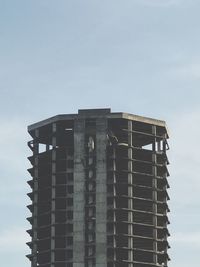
[0,0,200,266]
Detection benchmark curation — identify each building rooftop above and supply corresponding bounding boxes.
[28,109,168,134]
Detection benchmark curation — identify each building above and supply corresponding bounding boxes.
[27,108,170,267]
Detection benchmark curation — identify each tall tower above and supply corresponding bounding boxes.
[27,109,170,267]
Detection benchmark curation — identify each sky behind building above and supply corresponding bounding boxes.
[0,0,200,266]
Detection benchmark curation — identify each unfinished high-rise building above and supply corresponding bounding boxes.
[27,109,170,267]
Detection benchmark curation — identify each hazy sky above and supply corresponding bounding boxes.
[0,0,200,266]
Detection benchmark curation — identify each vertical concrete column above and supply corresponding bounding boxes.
[32,129,39,267]
[113,146,117,265]
[128,121,133,267]
[163,133,168,266]
[96,118,107,267]
[73,119,85,267]
[152,125,158,264]
[51,123,56,267]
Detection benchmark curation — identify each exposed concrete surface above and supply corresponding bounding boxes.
[73,119,85,267]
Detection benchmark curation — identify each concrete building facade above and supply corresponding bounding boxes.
[27,109,170,267]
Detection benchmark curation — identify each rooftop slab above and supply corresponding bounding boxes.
[28,108,168,134]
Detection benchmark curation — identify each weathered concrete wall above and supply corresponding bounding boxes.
[73,119,85,267]
[96,118,107,267]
